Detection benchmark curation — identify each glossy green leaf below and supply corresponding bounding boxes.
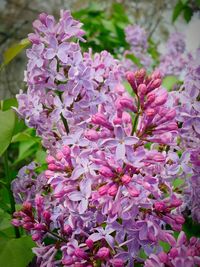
[0,236,35,267]
[172,1,184,22]
[1,38,30,68]
[183,6,193,22]
[0,109,16,156]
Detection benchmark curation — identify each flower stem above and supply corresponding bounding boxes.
[3,150,20,238]
[47,230,66,242]
[61,113,70,134]
[132,96,140,135]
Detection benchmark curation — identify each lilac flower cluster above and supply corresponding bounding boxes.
[122,25,152,71]
[145,231,200,267]
[158,32,189,77]
[12,11,200,267]
[174,49,200,223]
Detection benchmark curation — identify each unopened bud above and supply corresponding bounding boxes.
[126,71,137,93]
[85,129,99,141]
[99,166,114,178]
[97,247,110,259]
[108,184,118,196]
[121,174,131,184]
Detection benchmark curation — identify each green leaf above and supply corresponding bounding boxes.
[123,81,134,96]
[159,241,171,252]
[183,6,193,22]
[183,218,200,238]
[162,75,179,91]
[0,98,18,111]
[14,139,38,164]
[0,109,16,156]
[0,236,35,267]
[181,0,188,4]
[1,38,30,69]
[196,0,200,7]
[125,53,143,68]
[0,209,11,231]
[172,1,184,22]
[173,178,184,188]
[35,149,47,165]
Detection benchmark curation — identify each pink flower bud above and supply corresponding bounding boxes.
[165,109,176,120]
[115,84,125,95]
[92,113,113,130]
[86,239,94,249]
[12,219,21,227]
[32,233,42,241]
[169,248,178,259]
[34,223,46,231]
[46,155,55,164]
[62,146,71,157]
[146,108,156,117]
[146,93,156,105]
[99,166,114,178]
[45,170,54,179]
[154,202,166,212]
[121,174,131,184]
[158,252,168,263]
[98,185,109,196]
[118,97,137,112]
[85,129,99,141]
[154,154,165,162]
[190,237,197,245]
[126,71,137,93]
[43,210,51,222]
[23,222,34,230]
[74,248,88,260]
[170,198,182,208]
[138,84,147,96]
[62,257,74,265]
[116,167,123,173]
[156,122,178,131]
[64,224,72,235]
[135,68,146,84]
[96,247,110,259]
[151,70,161,80]
[108,184,118,196]
[110,258,124,267]
[175,215,185,225]
[48,163,58,171]
[113,117,122,125]
[149,79,162,91]
[154,91,168,106]
[22,202,32,211]
[127,185,140,197]
[56,151,64,160]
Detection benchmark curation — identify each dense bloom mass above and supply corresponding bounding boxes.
[12,10,200,267]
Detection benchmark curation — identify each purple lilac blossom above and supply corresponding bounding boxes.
[11,10,200,267]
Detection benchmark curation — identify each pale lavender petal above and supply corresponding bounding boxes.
[80,178,91,198]
[125,136,138,145]
[78,198,88,214]
[116,143,125,160]
[89,233,102,242]
[68,191,82,201]
[70,166,85,180]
